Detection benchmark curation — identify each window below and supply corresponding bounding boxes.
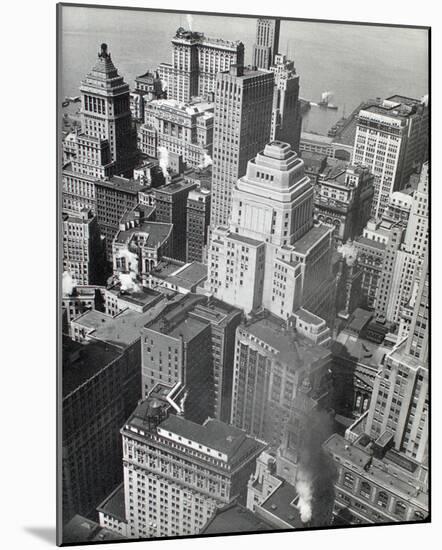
[377,491,388,508]
[343,472,354,489]
[360,481,372,499]
[395,501,407,519]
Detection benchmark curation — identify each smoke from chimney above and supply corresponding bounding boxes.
[197,151,212,170]
[158,146,170,179]
[62,271,75,296]
[116,247,141,292]
[186,14,193,31]
[337,240,358,266]
[295,467,313,523]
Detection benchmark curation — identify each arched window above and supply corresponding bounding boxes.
[343,472,354,489]
[377,491,389,508]
[395,501,407,518]
[360,481,372,499]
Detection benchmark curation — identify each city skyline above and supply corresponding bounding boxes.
[58,4,430,546]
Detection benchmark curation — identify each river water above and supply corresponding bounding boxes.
[59,6,428,135]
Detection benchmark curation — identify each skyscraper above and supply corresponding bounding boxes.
[231,314,332,449]
[112,396,267,538]
[252,18,281,70]
[79,43,138,176]
[186,188,211,263]
[208,141,334,320]
[62,208,105,286]
[210,65,275,228]
[374,162,429,324]
[323,256,429,525]
[352,95,428,219]
[158,28,244,103]
[270,53,302,152]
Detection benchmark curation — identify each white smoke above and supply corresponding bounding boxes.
[116,248,141,292]
[295,468,313,523]
[186,14,193,31]
[197,151,212,170]
[158,146,170,178]
[62,271,75,296]
[321,90,333,101]
[161,79,168,91]
[337,240,358,267]
[421,94,429,106]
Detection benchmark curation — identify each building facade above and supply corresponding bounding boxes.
[158,28,244,103]
[270,54,302,153]
[186,188,211,262]
[352,95,428,219]
[252,18,281,70]
[62,208,106,285]
[62,337,141,524]
[210,65,275,228]
[141,99,214,169]
[154,178,197,261]
[314,163,374,246]
[207,141,334,320]
[79,43,138,176]
[231,313,332,449]
[115,398,267,539]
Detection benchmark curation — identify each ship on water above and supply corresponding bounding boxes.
[318,91,338,110]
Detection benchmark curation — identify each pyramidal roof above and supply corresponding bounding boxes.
[91,43,118,77]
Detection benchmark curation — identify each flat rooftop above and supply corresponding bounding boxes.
[202,503,274,534]
[62,337,121,397]
[62,515,125,544]
[114,221,173,247]
[324,433,428,508]
[96,176,149,194]
[260,481,304,528]
[293,223,332,255]
[106,285,162,309]
[159,414,264,463]
[242,314,330,369]
[295,308,325,326]
[165,262,207,290]
[301,131,333,145]
[73,294,179,347]
[97,483,126,523]
[355,236,386,251]
[155,179,196,195]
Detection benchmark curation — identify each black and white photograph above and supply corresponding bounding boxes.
[56,2,430,546]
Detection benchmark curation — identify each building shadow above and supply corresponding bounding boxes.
[24,526,56,545]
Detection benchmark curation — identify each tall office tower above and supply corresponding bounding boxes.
[142,98,214,169]
[315,162,374,246]
[114,396,267,539]
[62,336,141,524]
[95,176,149,260]
[186,188,211,262]
[270,54,302,152]
[154,178,198,261]
[158,28,244,103]
[189,299,242,422]
[230,314,332,449]
[323,256,429,526]
[141,294,214,423]
[208,142,334,320]
[80,43,138,175]
[252,18,281,70]
[210,66,274,228]
[375,163,429,324]
[62,208,105,286]
[354,215,403,309]
[352,95,428,219]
